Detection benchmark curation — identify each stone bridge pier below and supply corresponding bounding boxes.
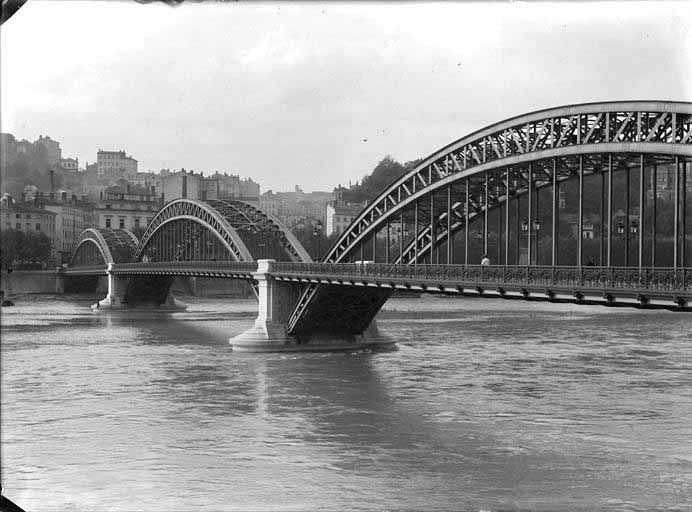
[230,259,302,351]
[93,264,129,310]
[92,263,182,310]
[230,260,392,352]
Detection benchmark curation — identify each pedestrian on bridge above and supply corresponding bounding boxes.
[481,254,490,266]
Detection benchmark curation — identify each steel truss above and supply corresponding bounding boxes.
[70,228,139,267]
[133,199,311,263]
[287,101,692,335]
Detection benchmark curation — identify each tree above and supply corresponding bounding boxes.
[0,229,52,269]
[343,156,408,203]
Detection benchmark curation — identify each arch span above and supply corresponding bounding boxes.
[134,199,312,263]
[324,101,692,265]
[70,228,139,267]
[287,101,692,335]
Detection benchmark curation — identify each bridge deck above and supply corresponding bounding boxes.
[64,261,691,306]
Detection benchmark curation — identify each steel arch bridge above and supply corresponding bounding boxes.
[64,102,692,346]
[66,199,312,304]
[286,101,692,334]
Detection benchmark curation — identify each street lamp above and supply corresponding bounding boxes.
[616,222,625,235]
[532,219,541,231]
[521,219,529,232]
[313,220,323,260]
[629,221,638,235]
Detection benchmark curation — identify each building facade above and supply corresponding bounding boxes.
[60,157,79,171]
[97,150,138,178]
[161,170,200,203]
[1,195,57,258]
[199,173,260,205]
[94,186,159,234]
[43,193,96,264]
[325,201,364,236]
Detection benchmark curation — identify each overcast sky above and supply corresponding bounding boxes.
[1,1,690,192]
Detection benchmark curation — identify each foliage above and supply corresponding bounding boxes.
[0,229,52,269]
[0,143,62,197]
[343,156,408,204]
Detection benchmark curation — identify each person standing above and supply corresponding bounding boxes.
[481,254,490,266]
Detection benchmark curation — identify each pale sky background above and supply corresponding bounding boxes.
[1,1,691,192]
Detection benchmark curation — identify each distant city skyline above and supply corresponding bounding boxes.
[2,1,690,192]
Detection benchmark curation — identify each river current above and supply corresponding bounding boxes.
[1,295,691,511]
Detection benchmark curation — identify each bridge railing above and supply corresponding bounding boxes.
[270,262,692,292]
[110,260,259,273]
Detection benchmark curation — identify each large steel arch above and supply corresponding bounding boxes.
[134,198,312,263]
[288,101,692,335]
[324,101,692,265]
[70,228,139,267]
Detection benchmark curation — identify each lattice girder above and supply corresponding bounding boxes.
[287,101,692,335]
[135,199,254,262]
[324,102,692,266]
[70,228,139,267]
[134,199,311,264]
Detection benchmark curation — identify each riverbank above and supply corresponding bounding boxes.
[1,270,61,296]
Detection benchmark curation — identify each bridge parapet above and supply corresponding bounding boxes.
[276,263,691,321]
[272,262,691,291]
[108,260,259,278]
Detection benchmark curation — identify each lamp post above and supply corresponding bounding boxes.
[313,220,323,260]
[520,219,540,264]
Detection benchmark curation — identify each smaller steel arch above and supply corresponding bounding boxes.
[134,199,254,262]
[204,199,312,262]
[70,228,140,266]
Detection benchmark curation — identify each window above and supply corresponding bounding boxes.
[36,223,41,231]
[15,213,21,219]
[119,218,125,229]
[15,223,20,229]
[26,214,31,219]
[105,218,111,228]
[134,218,140,228]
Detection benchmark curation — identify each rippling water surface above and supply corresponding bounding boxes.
[2,294,691,511]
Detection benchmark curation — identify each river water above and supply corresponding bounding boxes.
[1,294,691,511]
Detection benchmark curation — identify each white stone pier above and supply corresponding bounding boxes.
[230,259,395,352]
[92,263,129,310]
[230,259,297,351]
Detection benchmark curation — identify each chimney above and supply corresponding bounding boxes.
[100,190,103,200]
[50,169,55,193]
[61,191,67,202]
[72,194,77,204]
[50,192,55,201]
